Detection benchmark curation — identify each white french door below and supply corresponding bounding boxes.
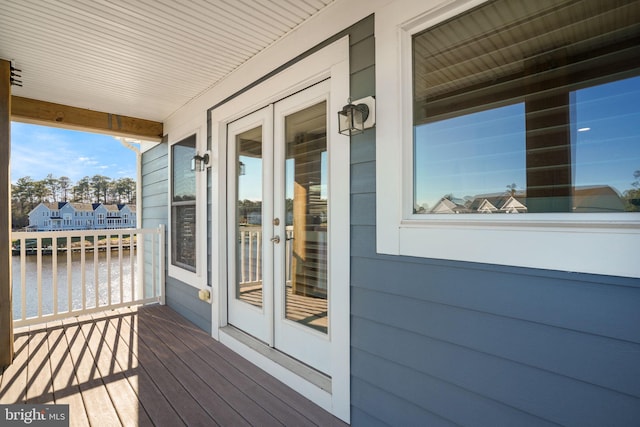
[227,81,331,373]
[227,105,274,344]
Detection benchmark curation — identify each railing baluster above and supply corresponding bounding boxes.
[107,234,112,305]
[240,230,246,283]
[248,231,253,283]
[256,231,261,283]
[67,236,72,313]
[81,237,86,310]
[118,234,124,302]
[130,232,135,300]
[36,236,42,318]
[94,234,99,309]
[20,236,26,321]
[52,237,58,316]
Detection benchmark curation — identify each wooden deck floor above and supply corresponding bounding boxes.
[0,305,347,426]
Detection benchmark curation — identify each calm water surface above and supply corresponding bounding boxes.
[12,249,137,320]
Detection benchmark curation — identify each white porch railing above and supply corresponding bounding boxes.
[11,225,165,328]
[238,226,294,284]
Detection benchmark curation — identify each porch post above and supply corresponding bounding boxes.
[0,59,14,369]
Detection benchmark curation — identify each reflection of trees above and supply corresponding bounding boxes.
[238,199,261,224]
[623,169,640,211]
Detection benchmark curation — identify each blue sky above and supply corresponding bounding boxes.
[10,123,137,184]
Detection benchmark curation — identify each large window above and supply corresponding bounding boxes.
[412,0,640,215]
[171,135,197,272]
[375,0,640,277]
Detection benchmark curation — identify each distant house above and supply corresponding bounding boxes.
[27,202,136,231]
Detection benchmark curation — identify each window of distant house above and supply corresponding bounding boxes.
[171,134,197,272]
[412,0,640,215]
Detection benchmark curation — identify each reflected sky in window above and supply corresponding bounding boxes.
[414,75,640,212]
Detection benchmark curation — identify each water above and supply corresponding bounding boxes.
[11,249,137,320]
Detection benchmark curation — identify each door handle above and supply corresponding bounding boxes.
[271,236,280,244]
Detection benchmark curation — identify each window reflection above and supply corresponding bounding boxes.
[414,77,640,214]
[412,0,640,214]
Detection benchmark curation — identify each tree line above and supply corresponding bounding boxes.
[11,174,136,229]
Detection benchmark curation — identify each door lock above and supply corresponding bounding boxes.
[270,236,281,244]
[273,218,280,226]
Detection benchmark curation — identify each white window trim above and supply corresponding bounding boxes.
[167,127,208,288]
[376,0,640,278]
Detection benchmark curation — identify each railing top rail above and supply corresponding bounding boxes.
[12,227,162,239]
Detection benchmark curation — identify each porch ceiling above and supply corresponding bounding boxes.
[0,0,335,124]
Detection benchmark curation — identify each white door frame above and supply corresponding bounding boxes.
[210,37,350,422]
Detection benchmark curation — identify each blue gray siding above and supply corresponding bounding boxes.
[349,15,640,427]
[141,142,211,333]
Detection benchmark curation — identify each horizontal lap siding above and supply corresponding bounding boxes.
[142,143,211,334]
[165,276,211,334]
[349,16,640,427]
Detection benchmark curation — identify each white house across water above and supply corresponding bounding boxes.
[27,202,136,231]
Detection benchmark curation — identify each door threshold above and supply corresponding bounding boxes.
[219,325,331,393]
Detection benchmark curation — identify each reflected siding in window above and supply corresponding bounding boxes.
[412,0,640,214]
[171,135,197,271]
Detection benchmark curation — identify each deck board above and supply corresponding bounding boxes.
[64,318,122,426]
[26,328,55,403]
[0,333,28,403]
[45,320,90,427]
[0,304,347,426]
[154,308,319,427]
[145,306,322,427]
[94,312,186,427]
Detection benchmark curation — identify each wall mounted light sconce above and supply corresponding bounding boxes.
[338,96,376,136]
[239,161,246,176]
[191,151,211,172]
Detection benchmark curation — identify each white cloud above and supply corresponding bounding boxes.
[10,123,137,184]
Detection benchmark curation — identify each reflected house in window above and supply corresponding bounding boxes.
[468,195,528,214]
[573,186,626,212]
[429,197,470,214]
[429,186,625,215]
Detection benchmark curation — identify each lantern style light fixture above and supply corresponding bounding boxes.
[191,151,211,172]
[338,96,376,136]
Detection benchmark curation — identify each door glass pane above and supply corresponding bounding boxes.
[236,126,263,307]
[284,101,328,334]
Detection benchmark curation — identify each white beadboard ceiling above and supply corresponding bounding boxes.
[0,0,335,123]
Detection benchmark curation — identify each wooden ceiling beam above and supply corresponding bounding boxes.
[10,96,163,141]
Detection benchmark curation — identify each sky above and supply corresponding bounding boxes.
[10,123,137,185]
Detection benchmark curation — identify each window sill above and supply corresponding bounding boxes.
[394,217,640,278]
